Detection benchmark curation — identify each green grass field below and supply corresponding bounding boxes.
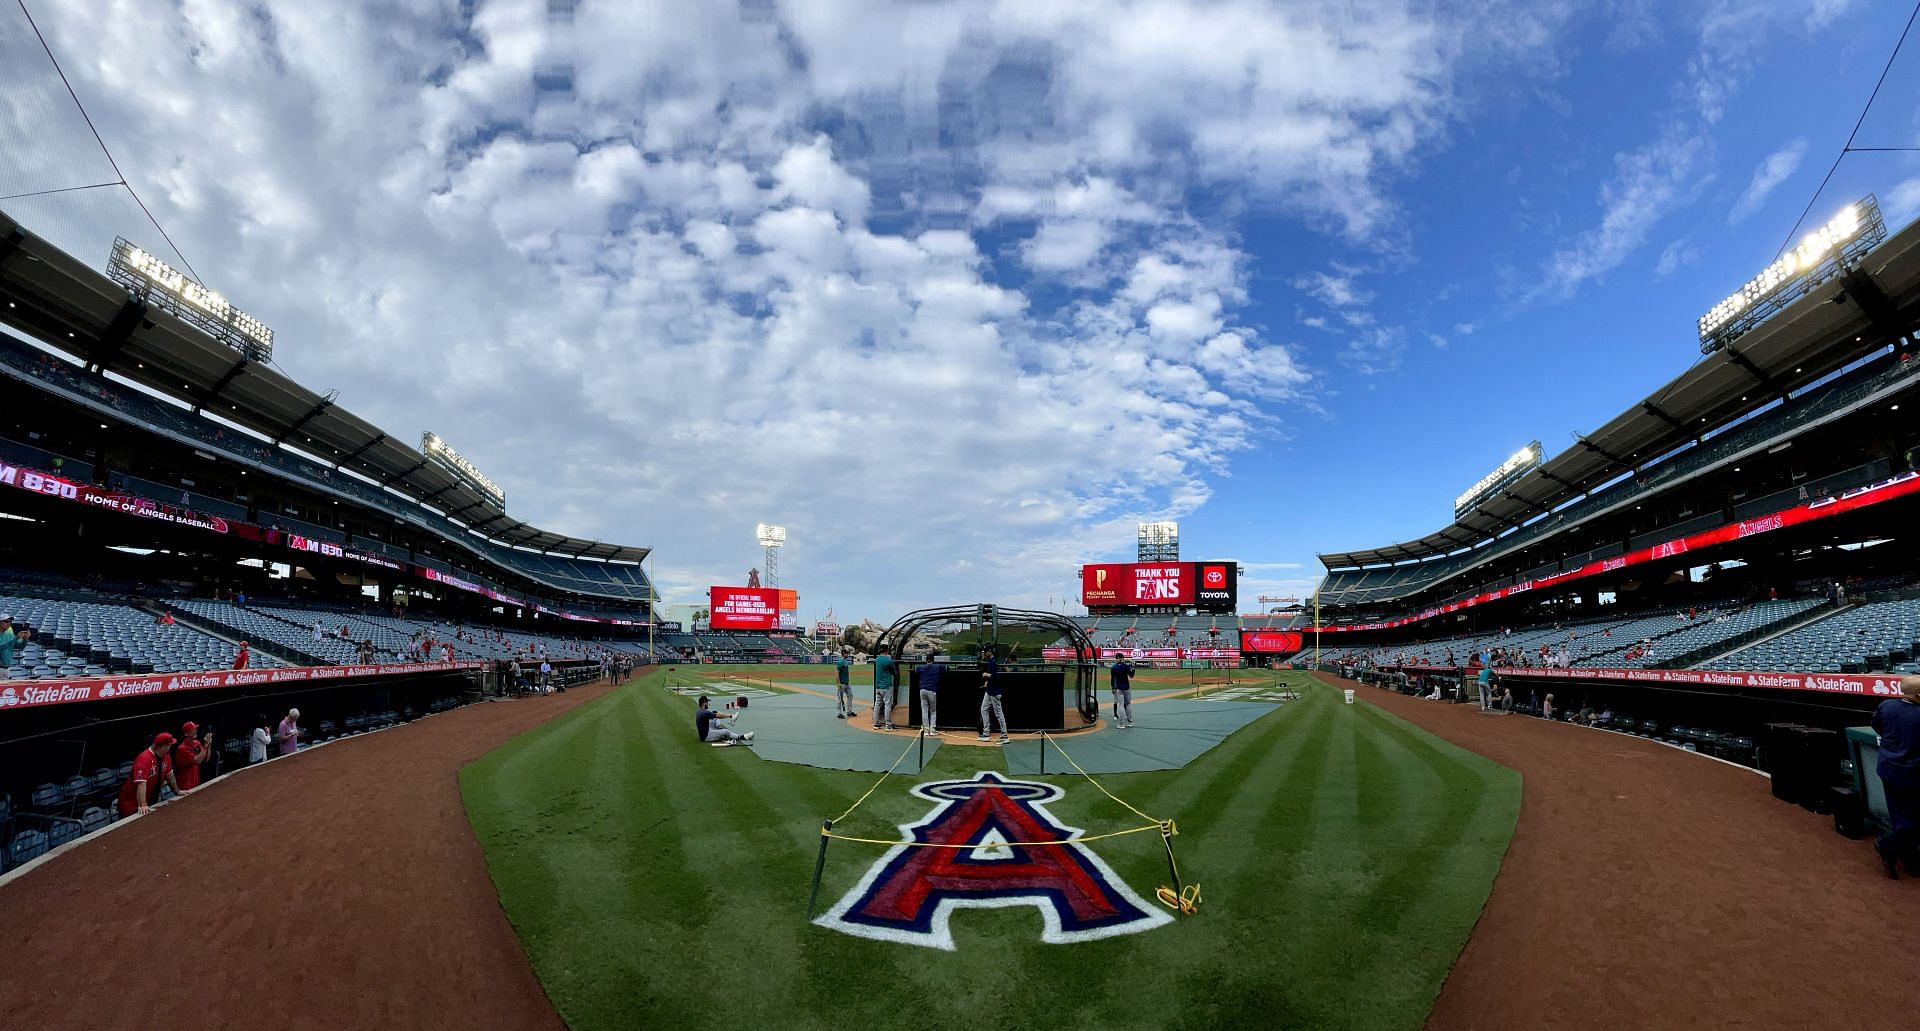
[460,667,1520,1030]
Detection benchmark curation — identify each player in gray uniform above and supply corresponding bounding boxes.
[978,647,1009,742]
[918,656,943,736]
[834,650,856,718]
[1109,656,1136,728]
[872,651,898,730]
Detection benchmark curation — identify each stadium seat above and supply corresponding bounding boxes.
[7,829,48,868]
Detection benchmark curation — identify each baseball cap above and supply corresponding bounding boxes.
[0,613,10,622]
[182,721,198,735]
[153,732,176,747]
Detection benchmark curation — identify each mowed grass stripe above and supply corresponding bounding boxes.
[463,665,1520,1031]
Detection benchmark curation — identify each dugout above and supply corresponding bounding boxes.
[0,668,480,834]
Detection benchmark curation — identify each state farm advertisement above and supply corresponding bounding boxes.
[1240,631,1304,654]
[709,586,781,630]
[1081,564,1193,606]
[0,661,483,712]
[1373,663,1912,699]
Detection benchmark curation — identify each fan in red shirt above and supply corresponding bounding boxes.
[173,721,208,791]
[232,641,250,670]
[117,733,185,817]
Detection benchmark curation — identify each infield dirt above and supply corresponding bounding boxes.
[1330,672,1920,1030]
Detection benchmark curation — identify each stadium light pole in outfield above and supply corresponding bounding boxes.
[756,523,786,591]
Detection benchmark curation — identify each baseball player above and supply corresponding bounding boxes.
[1109,655,1136,728]
[978,647,1009,743]
[918,656,943,736]
[872,650,897,731]
[834,650,856,719]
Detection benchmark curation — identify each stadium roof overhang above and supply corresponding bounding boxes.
[1319,213,1920,571]
[0,209,648,567]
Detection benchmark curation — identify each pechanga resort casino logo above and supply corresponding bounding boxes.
[814,772,1171,950]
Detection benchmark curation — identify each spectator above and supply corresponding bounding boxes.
[313,622,326,643]
[235,590,247,608]
[275,708,301,756]
[1870,675,1920,879]
[117,733,184,817]
[0,613,29,668]
[249,714,271,764]
[173,721,209,791]
[232,641,251,670]
[359,639,376,664]
[695,695,752,746]
[156,610,176,626]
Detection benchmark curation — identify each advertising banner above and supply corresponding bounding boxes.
[1308,471,1920,634]
[0,460,231,533]
[0,661,483,712]
[1196,561,1237,608]
[1081,563,1193,606]
[709,586,782,630]
[1375,663,1911,699]
[1240,631,1305,654]
[777,589,798,611]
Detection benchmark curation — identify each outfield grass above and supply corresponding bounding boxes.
[461,668,1519,1031]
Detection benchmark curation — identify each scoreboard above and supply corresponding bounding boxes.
[1080,561,1237,612]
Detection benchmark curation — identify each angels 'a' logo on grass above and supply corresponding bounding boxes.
[814,771,1172,950]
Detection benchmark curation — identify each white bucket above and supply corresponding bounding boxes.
[1343,689,1355,705]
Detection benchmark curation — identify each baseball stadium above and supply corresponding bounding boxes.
[4,3,1920,1030]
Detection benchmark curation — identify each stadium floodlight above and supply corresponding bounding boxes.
[1137,520,1179,563]
[756,523,785,590]
[1697,197,1886,352]
[106,238,274,361]
[421,432,506,510]
[1455,442,1544,520]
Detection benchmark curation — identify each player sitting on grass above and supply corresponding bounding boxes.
[696,695,753,747]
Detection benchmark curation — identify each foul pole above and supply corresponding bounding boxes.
[1312,585,1321,668]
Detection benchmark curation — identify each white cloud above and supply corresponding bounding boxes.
[0,0,1571,617]
[1528,2,1844,302]
[1729,138,1806,223]
[1534,130,1706,299]
[1655,237,1700,277]
[1884,177,1920,227]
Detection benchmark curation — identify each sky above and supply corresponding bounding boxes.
[1,0,1918,625]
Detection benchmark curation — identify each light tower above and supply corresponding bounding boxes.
[1137,521,1179,563]
[756,523,786,590]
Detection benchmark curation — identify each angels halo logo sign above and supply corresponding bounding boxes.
[814,771,1171,950]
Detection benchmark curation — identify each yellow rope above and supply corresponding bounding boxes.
[828,734,921,825]
[821,822,1164,848]
[1041,732,1160,826]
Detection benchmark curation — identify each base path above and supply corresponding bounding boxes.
[1324,673,1920,1029]
[0,681,618,1030]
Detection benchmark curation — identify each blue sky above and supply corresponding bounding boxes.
[1,0,1918,624]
